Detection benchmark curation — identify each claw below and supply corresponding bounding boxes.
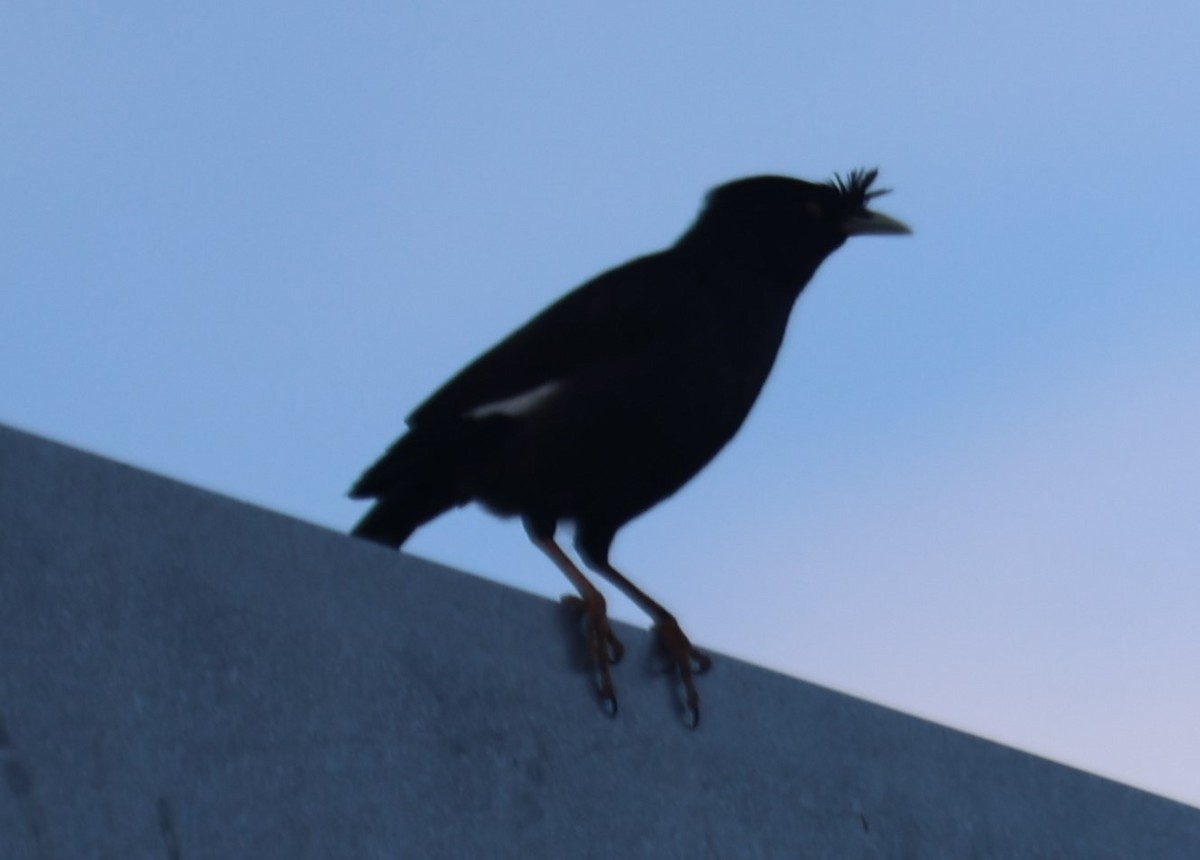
[601,690,619,718]
[653,614,711,729]
[562,593,625,716]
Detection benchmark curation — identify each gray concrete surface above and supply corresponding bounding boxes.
[1,422,1197,859]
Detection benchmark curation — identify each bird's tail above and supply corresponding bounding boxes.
[348,421,499,548]
[350,487,458,548]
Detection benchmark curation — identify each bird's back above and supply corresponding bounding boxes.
[407,251,692,430]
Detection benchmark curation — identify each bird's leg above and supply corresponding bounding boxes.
[527,530,626,716]
[586,559,712,728]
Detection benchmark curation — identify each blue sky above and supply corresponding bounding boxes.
[4,4,1199,806]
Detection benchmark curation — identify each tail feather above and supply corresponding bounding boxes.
[350,428,434,500]
[349,420,504,549]
[351,485,459,548]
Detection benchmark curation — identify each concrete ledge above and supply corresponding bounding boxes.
[1,423,1197,858]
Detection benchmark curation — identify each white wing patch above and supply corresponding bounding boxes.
[467,380,562,420]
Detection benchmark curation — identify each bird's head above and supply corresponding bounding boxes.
[678,168,911,286]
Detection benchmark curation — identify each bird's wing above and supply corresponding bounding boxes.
[407,250,693,428]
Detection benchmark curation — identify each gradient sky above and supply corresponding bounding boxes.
[4,4,1199,807]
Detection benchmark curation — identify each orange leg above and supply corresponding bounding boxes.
[586,557,712,728]
[529,533,626,715]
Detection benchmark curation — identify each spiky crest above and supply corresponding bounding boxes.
[830,168,889,210]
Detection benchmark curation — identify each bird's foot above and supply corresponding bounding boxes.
[653,614,712,728]
[562,593,626,716]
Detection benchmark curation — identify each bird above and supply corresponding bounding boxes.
[350,169,910,726]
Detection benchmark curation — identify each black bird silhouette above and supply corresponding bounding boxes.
[350,169,910,725]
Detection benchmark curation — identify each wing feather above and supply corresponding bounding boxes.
[408,251,692,427]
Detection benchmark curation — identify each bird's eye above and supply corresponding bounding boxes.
[804,202,824,218]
